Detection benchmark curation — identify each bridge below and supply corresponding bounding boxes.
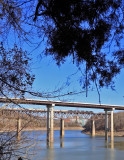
[0,97,124,148]
[0,107,106,143]
[0,97,124,109]
[0,108,106,120]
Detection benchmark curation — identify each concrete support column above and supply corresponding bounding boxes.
[111,108,114,142]
[91,119,95,137]
[60,138,64,148]
[50,105,54,148]
[47,106,50,147]
[47,104,54,148]
[60,119,64,138]
[105,110,108,141]
[76,115,79,123]
[17,118,21,140]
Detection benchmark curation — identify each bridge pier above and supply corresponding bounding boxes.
[110,108,114,142]
[76,115,79,123]
[60,119,64,138]
[17,118,21,140]
[104,108,114,142]
[91,119,95,137]
[47,104,54,148]
[104,109,108,141]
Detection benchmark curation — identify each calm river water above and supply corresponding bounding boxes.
[19,130,124,160]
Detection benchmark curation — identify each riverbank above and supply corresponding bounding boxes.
[23,127,83,131]
[0,127,83,133]
[82,130,124,137]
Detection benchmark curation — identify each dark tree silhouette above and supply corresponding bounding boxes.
[0,1,123,159]
[0,0,123,90]
[34,0,124,88]
[0,42,35,98]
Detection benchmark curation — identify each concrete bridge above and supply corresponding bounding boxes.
[0,97,124,148]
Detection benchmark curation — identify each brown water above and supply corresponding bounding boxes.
[18,130,124,160]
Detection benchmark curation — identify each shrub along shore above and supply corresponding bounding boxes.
[82,111,124,137]
[82,129,124,137]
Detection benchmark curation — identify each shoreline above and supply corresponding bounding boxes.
[1,127,124,137]
[22,127,83,131]
[0,127,83,133]
[81,130,124,137]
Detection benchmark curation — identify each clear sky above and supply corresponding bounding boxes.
[23,41,124,113]
[32,57,124,106]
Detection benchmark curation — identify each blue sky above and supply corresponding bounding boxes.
[32,56,124,105]
[24,42,124,113]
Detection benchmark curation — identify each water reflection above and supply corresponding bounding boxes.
[47,142,54,149]
[114,141,124,151]
[50,142,54,149]
[105,140,124,151]
[110,147,115,160]
[20,131,124,160]
[46,149,54,160]
[110,141,114,149]
[60,138,64,148]
[105,141,114,149]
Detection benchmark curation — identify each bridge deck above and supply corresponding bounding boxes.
[0,97,124,110]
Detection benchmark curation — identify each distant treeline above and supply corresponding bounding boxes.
[84,112,124,132]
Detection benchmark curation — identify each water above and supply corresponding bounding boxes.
[19,130,124,160]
